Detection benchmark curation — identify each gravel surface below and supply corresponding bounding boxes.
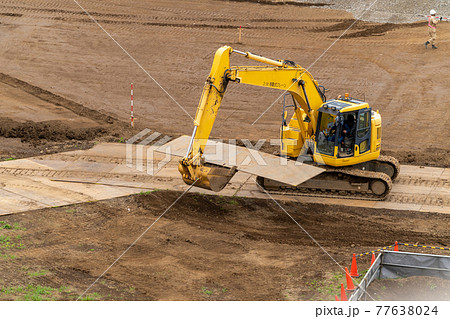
[295,0,450,23]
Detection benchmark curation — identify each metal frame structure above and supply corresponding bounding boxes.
[350,251,450,301]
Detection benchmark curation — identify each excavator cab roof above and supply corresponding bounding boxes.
[319,99,369,115]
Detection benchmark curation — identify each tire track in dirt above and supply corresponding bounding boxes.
[387,193,449,207]
[1,163,448,210]
[2,3,336,23]
[1,2,426,39]
[0,4,336,40]
[0,167,177,184]
[0,2,244,23]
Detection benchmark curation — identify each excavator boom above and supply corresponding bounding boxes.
[179,46,325,191]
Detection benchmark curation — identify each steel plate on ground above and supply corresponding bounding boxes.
[155,135,324,186]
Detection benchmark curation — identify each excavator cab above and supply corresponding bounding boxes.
[313,97,381,166]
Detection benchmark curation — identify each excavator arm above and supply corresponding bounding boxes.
[179,46,325,191]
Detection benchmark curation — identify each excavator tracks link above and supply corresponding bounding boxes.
[374,155,401,181]
[257,168,392,200]
[351,155,400,181]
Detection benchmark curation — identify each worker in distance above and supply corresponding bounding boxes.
[425,9,442,49]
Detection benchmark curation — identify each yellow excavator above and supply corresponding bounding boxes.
[178,46,399,199]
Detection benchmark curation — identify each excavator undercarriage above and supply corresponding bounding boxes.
[257,155,400,200]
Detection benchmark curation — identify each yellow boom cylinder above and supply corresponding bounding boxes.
[232,49,284,67]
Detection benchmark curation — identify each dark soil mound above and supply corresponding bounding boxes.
[0,117,107,143]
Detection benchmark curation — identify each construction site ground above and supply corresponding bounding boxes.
[1,190,449,301]
[0,0,449,301]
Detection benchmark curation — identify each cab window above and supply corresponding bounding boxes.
[356,110,371,154]
[316,112,336,156]
[357,112,370,138]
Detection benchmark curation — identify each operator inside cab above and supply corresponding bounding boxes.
[317,105,357,158]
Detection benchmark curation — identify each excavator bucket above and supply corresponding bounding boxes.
[178,163,236,192]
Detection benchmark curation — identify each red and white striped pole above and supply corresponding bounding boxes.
[130,83,134,128]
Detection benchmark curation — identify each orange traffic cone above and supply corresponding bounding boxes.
[335,295,340,301]
[350,253,360,277]
[370,253,376,266]
[394,241,399,251]
[340,283,348,301]
[345,267,355,291]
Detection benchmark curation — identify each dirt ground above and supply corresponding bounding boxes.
[0,190,449,301]
[367,276,450,301]
[0,0,449,302]
[0,0,449,166]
